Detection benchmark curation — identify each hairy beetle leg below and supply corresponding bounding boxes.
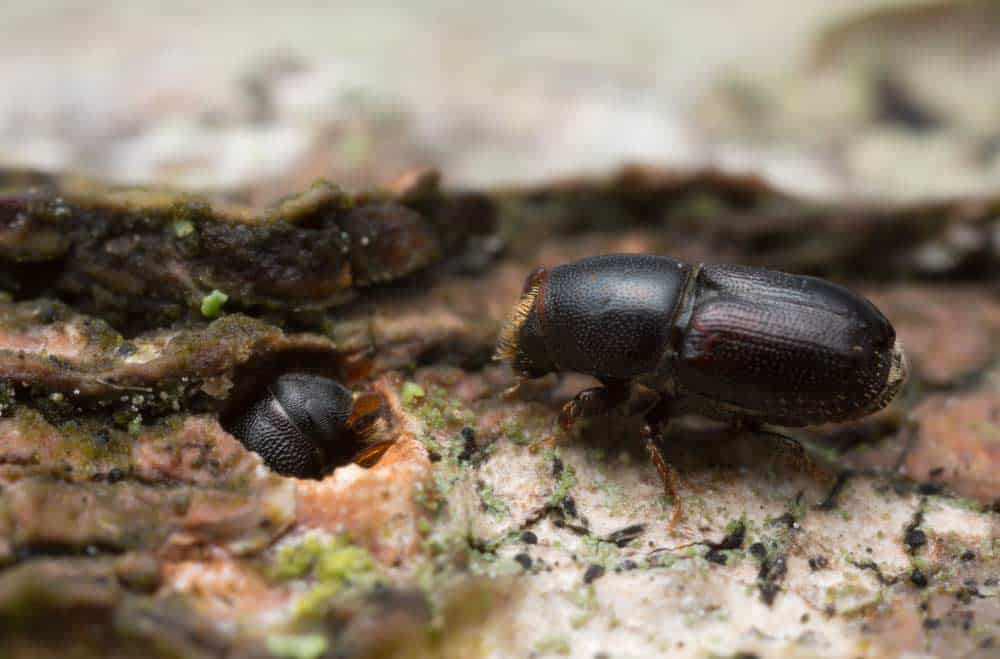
[642,424,683,528]
[640,396,684,528]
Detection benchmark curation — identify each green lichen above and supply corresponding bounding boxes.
[549,452,577,507]
[200,289,228,318]
[271,534,375,585]
[468,549,522,578]
[407,383,471,433]
[314,545,373,583]
[500,418,532,446]
[271,535,330,580]
[417,403,446,432]
[533,634,571,656]
[266,634,328,659]
[569,585,599,629]
[292,582,342,621]
[270,534,377,620]
[401,382,425,406]
[581,536,621,569]
[270,533,379,621]
[478,483,510,519]
[596,478,625,512]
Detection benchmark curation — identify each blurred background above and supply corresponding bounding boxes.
[4,0,997,199]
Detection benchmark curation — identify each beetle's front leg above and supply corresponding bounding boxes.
[558,379,632,431]
[525,380,632,452]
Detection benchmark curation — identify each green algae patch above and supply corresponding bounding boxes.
[315,545,374,583]
[271,534,374,584]
[402,382,426,406]
[266,633,328,659]
[200,289,229,318]
[533,634,571,656]
[271,535,330,580]
[548,452,578,507]
[477,482,510,519]
[500,418,531,446]
[270,533,380,622]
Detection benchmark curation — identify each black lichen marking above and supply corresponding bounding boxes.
[903,508,927,553]
[520,531,538,545]
[705,520,746,566]
[910,568,928,588]
[457,427,477,462]
[917,482,943,495]
[904,529,927,551]
[851,559,897,586]
[808,556,829,571]
[551,517,590,537]
[754,547,787,606]
[604,524,646,548]
[514,553,533,570]
[705,551,728,566]
[583,564,605,584]
[960,550,976,562]
[770,512,796,529]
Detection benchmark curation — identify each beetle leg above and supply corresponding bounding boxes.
[641,423,683,528]
[741,422,830,484]
[352,440,395,467]
[558,380,631,431]
[640,398,684,527]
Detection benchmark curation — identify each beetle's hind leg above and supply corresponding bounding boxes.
[739,422,831,485]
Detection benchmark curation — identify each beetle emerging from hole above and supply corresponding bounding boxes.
[228,373,389,478]
[495,254,908,523]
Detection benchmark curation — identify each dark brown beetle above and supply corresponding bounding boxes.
[496,254,908,521]
[228,373,388,478]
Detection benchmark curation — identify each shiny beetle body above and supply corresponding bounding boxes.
[497,254,907,427]
[230,373,355,478]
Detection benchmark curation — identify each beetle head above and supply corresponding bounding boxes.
[495,267,557,378]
